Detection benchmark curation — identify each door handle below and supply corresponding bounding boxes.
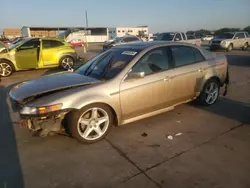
[164,76,171,82]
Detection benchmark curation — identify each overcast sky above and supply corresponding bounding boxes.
[1,0,250,33]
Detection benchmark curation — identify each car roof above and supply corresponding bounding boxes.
[113,41,198,50]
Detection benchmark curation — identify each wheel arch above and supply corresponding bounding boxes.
[59,53,77,63]
[201,76,222,91]
[76,102,120,126]
[0,58,16,71]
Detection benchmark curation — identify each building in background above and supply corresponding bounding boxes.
[108,26,149,39]
[21,26,108,43]
[21,27,57,38]
[3,28,21,38]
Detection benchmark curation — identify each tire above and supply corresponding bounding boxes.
[60,56,75,70]
[0,60,14,77]
[67,104,113,144]
[242,42,248,51]
[196,79,220,106]
[226,44,233,52]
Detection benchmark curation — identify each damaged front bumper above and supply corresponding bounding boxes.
[19,110,69,137]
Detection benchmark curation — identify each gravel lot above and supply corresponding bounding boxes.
[0,44,250,188]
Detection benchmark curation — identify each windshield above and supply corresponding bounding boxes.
[8,39,28,50]
[156,33,175,41]
[0,41,5,48]
[76,48,141,80]
[214,33,234,39]
[114,37,122,43]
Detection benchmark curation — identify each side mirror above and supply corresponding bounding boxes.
[127,72,145,80]
[16,48,20,52]
[234,37,239,39]
[175,38,180,41]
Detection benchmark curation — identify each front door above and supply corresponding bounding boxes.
[169,45,206,104]
[15,39,40,69]
[120,47,175,120]
[41,39,65,67]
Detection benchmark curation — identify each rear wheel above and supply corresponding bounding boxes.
[0,60,14,77]
[226,44,233,52]
[197,79,220,106]
[60,56,75,70]
[67,104,113,144]
[242,42,248,51]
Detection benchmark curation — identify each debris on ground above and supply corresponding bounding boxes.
[141,132,148,137]
[175,133,183,136]
[167,135,174,140]
[148,144,160,148]
[176,120,182,123]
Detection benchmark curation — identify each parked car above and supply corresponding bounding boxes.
[0,38,77,77]
[69,39,85,47]
[0,38,11,46]
[9,42,229,143]
[210,32,250,52]
[202,35,214,41]
[103,36,142,51]
[0,41,6,53]
[156,32,202,46]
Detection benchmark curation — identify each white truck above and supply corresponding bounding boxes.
[156,32,201,46]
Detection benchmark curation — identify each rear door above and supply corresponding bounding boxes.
[15,39,40,69]
[41,39,65,67]
[169,45,207,103]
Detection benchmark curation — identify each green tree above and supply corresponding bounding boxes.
[214,28,241,35]
[244,26,250,34]
[138,30,146,38]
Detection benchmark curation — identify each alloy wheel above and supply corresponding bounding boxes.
[205,82,219,104]
[0,62,12,77]
[61,57,74,70]
[77,108,109,141]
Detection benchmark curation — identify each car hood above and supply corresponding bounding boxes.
[212,38,231,42]
[9,72,99,102]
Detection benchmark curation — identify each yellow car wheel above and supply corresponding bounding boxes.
[60,56,75,70]
[0,60,14,77]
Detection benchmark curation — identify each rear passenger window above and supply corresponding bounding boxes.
[235,33,245,39]
[132,48,170,75]
[43,40,64,48]
[193,48,205,62]
[170,46,204,67]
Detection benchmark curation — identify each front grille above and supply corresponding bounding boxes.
[212,41,221,44]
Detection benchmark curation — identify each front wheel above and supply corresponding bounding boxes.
[197,79,220,106]
[67,104,113,144]
[0,60,14,77]
[60,56,75,70]
[226,44,233,52]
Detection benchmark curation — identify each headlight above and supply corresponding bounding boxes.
[221,41,226,45]
[20,103,63,115]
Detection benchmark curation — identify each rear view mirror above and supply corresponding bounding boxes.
[127,72,145,80]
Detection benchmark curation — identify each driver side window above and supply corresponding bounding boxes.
[19,39,40,50]
[131,47,170,76]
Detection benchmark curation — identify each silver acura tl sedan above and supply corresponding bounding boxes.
[9,42,229,144]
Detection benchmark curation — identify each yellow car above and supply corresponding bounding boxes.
[0,38,78,77]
